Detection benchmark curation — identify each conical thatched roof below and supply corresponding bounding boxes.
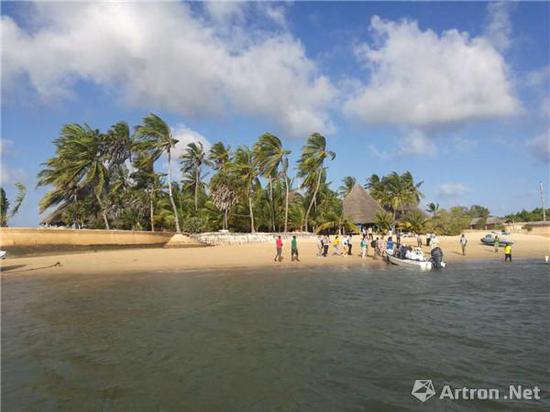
[343,184,383,224]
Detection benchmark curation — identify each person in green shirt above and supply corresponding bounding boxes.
[291,235,300,262]
[494,235,500,253]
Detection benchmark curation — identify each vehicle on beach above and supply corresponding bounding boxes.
[0,250,6,259]
[480,233,514,246]
[386,248,446,271]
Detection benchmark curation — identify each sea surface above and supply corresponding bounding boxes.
[2,260,549,411]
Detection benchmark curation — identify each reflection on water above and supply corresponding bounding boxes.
[2,261,549,411]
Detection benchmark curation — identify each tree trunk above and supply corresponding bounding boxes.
[268,177,275,232]
[303,168,322,232]
[95,193,110,230]
[223,208,229,230]
[167,149,181,233]
[149,190,155,232]
[194,167,199,212]
[248,187,255,233]
[284,172,289,234]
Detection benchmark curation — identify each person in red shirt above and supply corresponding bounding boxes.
[274,236,283,262]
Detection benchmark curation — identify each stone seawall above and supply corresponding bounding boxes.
[0,227,173,247]
[191,232,316,246]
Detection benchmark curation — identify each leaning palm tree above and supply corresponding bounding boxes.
[0,183,26,227]
[338,176,356,198]
[135,114,181,233]
[37,124,111,229]
[209,141,231,172]
[297,133,335,232]
[180,142,211,212]
[253,133,291,232]
[231,146,260,233]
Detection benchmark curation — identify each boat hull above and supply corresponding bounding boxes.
[387,254,433,271]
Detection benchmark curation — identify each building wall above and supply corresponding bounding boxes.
[0,227,173,247]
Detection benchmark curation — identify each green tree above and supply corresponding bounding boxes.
[426,202,440,218]
[0,183,26,227]
[253,133,291,232]
[231,146,260,233]
[338,176,356,198]
[402,210,427,233]
[180,141,211,212]
[37,124,111,229]
[297,133,335,232]
[135,114,181,232]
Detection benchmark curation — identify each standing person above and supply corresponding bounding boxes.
[323,235,330,257]
[504,243,512,262]
[459,234,468,256]
[494,235,500,253]
[367,226,373,240]
[347,234,353,256]
[386,236,394,252]
[332,235,341,255]
[317,235,323,257]
[360,236,368,259]
[416,233,422,248]
[426,232,431,247]
[396,230,401,248]
[291,235,300,262]
[374,237,381,257]
[274,236,283,262]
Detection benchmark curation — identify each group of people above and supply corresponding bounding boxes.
[459,233,513,261]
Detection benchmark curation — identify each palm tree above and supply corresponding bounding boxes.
[402,210,428,233]
[37,124,111,229]
[374,210,393,233]
[338,176,356,198]
[0,183,26,226]
[253,133,291,232]
[180,142,211,212]
[135,114,181,233]
[297,133,335,232]
[426,202,440,218]
[209,172,239,230]
[231,146,260,233]
[209,142,231,172]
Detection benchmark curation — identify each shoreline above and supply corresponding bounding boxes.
[2,233,548,276]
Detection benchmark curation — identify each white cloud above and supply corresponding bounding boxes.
[0,138,14,158]
[172,125,211,160]
[526,130,550,163]
[0,165,26,185]
[396,129,436,157]
[344,16,520,126]
[437,183,468,198]
[485,2,513,52]
[2,2,334,137]
[452,135,478,153]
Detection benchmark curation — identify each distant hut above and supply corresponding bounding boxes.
[343,184,383,227]
[469,216,503,230]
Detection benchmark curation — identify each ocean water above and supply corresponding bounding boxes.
[2,260,549,411]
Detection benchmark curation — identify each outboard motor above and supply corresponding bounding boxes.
[430,247,444,269]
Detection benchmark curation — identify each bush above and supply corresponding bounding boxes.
[181,216,206,234]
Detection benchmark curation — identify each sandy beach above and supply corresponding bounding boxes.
[2,232,549,276]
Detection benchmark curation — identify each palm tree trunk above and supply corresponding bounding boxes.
[304,168,322,232]
[149,190,155,232]
[95,193,110,230]
[269,177,275,232]
[248,188,255,234]
[194,168,199,212]
[167,149,181,233]
[223,208,229,230]
[284,173,289,233]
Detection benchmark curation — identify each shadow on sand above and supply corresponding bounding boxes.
[1,264,27,272]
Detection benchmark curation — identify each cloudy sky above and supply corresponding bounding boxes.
[1,1,549,226]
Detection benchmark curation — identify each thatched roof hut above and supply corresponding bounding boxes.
[343,184,383,224]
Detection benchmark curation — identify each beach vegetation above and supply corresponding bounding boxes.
[0,183,27,226]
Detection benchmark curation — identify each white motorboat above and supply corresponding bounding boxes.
[0,250,6,260]
[386,248,445,271]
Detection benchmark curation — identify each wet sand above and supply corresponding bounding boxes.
[2,233,549,276]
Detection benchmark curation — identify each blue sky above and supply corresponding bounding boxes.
[1,1,549,226]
